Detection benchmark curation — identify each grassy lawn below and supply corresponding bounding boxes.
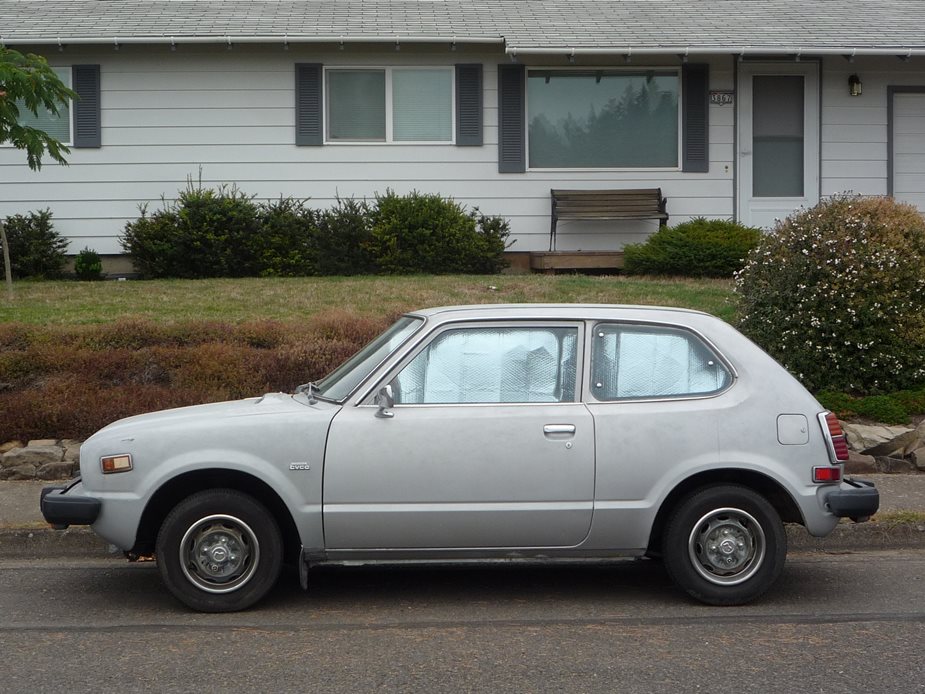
[0,275,737,325]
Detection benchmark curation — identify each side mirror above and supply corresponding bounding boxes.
[375,384,395,419]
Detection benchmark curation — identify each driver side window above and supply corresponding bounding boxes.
[393,326,578,404]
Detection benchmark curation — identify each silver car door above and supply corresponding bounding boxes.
[323,322,595,550]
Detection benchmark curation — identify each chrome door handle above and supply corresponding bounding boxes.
[544,424,576,435]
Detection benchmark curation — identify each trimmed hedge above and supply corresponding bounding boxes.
[121,185,510,278]
[623,217,762,277]
[0,312,391,442]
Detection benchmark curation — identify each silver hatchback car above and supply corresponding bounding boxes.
[42,304,879,611]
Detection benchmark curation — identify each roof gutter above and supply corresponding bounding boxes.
[0,35,505,47]
[507,46,925,58]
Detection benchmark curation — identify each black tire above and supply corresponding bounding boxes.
[156,488,283,612]
[662,484,786,606]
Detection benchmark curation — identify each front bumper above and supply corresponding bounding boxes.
[40,479,101,529]
[826,477,879,521]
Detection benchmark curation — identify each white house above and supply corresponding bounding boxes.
[3,0,925,270]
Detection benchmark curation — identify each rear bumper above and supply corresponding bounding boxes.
[826,477,879,521]
[40,479,101,529]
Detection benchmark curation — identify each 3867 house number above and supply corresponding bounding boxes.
[710,91,734,105]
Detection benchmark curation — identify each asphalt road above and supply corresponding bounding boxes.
[1,551,924,693]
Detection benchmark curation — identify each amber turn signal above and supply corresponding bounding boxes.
[101,454,133,474]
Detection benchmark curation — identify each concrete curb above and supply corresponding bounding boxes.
[0,527,118,559]
[1,523,924,560]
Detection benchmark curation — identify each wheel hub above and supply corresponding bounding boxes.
[179,514,260,594]
[688,507,766,586]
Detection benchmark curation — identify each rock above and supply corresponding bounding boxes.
[63,444,81,463]
[873,456,917,474]
[862,430,920,458]
[60,439,83,449]
[36,461,77,480]
[0,463,37,480]
[842,423,912,452]
[1,445,64,468]
[910,447,925,472]
[0,440,24,454]
[845,451,878,475]
[27,439,59,448]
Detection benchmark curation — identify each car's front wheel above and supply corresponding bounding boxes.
[662,485,786,605]
[156,489,283,612]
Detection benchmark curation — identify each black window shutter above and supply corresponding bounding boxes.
[497,64,525,173]
[682,63,709,172]
[295,63,323,146]
[456,64,483,146]
[72,65,101,148]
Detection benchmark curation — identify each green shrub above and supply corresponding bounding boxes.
[121,182,262,278]
[736,194,925,394]
[815,390,858,419]
[0,209,68,278]
[255,197,316,277]
[368,190,509,274]
[73,247,103,281]
[311,197,377,275]
[853,395,909,425]
[623,217,762,277]
[121,184,511,278]
[892,388,925,415]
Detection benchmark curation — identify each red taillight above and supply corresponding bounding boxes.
[818,411,850,463]
[813,466,842,483]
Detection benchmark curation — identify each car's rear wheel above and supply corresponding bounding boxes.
[663,485,786,605]
[156,489,282,612]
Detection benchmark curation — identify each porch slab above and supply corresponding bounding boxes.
[529,251,625,274]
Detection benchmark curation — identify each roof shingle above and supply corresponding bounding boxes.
[1,1,923,53]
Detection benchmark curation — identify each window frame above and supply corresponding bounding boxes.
[587,321,735,403]
[370,320,586,407]
[324,65,456,145]
[1,66,73,148]
[525,66,683,172]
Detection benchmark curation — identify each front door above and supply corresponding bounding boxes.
[322,323,595,550]
[737,62,820,228]
[890,89,925,212]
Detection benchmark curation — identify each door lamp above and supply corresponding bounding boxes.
[848,74,862,97]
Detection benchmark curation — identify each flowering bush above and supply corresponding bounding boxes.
[735,194,925,394]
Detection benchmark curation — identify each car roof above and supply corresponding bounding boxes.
[407,304,712,322]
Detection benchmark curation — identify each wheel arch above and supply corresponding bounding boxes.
[132,469,301,564]
[646,469,803,556]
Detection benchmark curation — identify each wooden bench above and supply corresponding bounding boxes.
[549,188,669,251]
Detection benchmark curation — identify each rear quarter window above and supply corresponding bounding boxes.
[591,323,732,400]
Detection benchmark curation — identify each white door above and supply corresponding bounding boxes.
[891,91,925,211]
[737,63,820,228]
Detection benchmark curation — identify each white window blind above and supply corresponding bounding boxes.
[15,67,71,143]
[327,69,386,141]
[392,69,452,142]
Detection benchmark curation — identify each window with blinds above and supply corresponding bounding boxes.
[326,67,453,143]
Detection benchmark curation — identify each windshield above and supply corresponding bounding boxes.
[315,316,423,402]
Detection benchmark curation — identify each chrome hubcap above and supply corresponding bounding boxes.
[688,507,765,586]
[180,514,260,594]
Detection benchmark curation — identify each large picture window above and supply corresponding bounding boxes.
[10,67,72,145]
[527,69,679,168]
[326,67,453,143]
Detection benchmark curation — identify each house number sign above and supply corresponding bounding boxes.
[709,91,734,105]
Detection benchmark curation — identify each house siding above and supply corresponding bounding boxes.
[0,46,734,255]
[4,47,925,257]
